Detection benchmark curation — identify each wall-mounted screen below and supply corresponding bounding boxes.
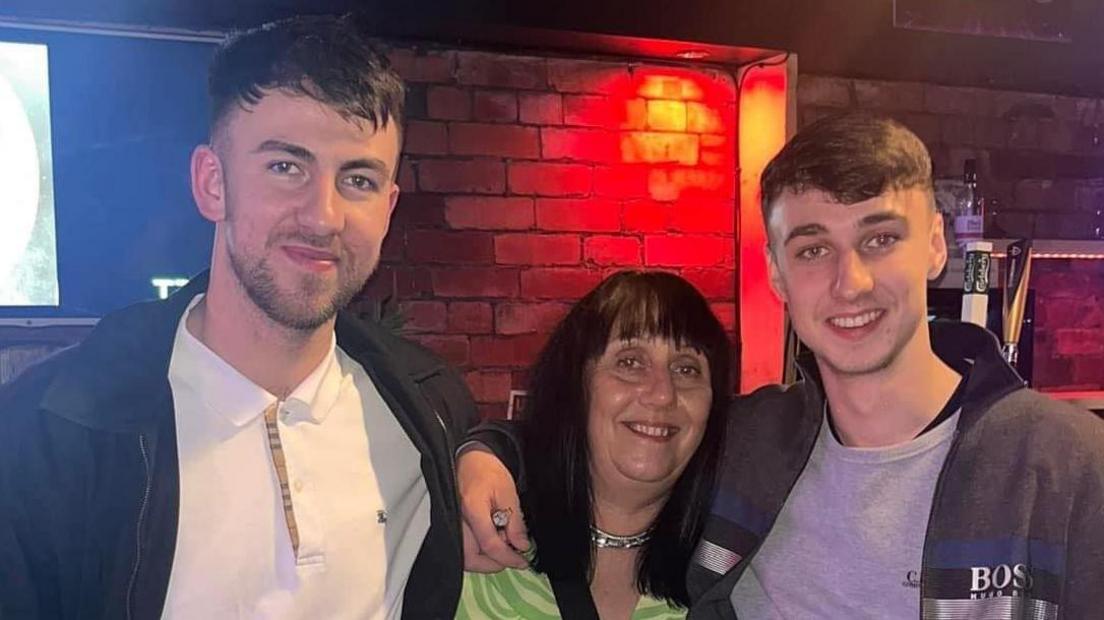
[0,25,216,319]
[0,40,58,306]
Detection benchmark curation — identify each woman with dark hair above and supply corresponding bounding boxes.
[456,270,731,619]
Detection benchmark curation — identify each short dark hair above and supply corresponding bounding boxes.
[520,270,731,608]
[207,15,405,141]
[760,112,933,235]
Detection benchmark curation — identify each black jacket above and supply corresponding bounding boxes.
[0,274,478,620]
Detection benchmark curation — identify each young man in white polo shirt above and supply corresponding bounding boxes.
[0,16,477,619]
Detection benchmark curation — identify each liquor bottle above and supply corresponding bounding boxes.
[954,159,985,246]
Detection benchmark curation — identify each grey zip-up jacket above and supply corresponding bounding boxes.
[688,321,1104,619]
[0,273,478,619]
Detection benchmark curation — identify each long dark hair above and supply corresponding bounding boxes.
[520,270,731,607]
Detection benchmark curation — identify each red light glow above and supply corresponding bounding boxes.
[738,60,789,392]
[552,61,789,389]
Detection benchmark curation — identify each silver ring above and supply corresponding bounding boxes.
[491,507,512,529]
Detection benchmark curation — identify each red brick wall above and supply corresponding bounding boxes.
[798,75,1104,391]
[364,46,738,418]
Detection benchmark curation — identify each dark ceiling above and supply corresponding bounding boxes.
[3,0,1104,97]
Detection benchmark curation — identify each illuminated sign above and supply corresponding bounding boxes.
[151,277,189,300]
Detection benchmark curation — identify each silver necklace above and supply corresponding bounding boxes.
[590,525,652,549]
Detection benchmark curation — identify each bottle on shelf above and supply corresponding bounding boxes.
[954,159,985,246]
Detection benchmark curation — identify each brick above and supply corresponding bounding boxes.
[1074,127,1104,154]
[1013,179,1075,211]
[595,166,651,199]
[622,200,670,232]
[564,95,618,128]
[1070,356,1104,387]
[447,301,493,334]
[621,98,648,130]
[547,58,631,94]
[1070,260,1104,275]
[1054,329,1104,356]
[968,119,1007,150]
[431,267,520,298]
[404,83,428,120]
[990,149,1104,181]
[924,84,979,116]
[647,167,734,201]
[1074,181,1104,212]
[710,302,737,332]
[387,48,454,83]
[1008,117,1040,149]
[941,116,977,147]
[479,403,508,420]
[464,370,514,403]
[854,79,924,112]
[990,211,1036,239]
[796,75,851,108]
[449,123,539,159]
[681,268,736,299]
[800,105,840,129]
[427,86,471,121]
[397,159,416,192]
[495,302,570,335]
[362,266,395,300]
[1034,211,1098,239]
[406,230,494,264]
[520,268,604,299]
[687,102,726,134]
[584,236,641,266]
[693,69,737,102]
[418,160,505,194]
[699,144,733,168]
[470,334,548,367]
[508,162,592,197]
[536,198,621,232]
[399,301,447,333]
[392,193,445,228]
[647,100,687,132]
[636,73,706,101]
[1037,297,1104,330]
[995,91,1057,120]
[519,92,563,125]
[669,200,735,233]
[1031,349,1072,390]
[1037,120,1077,153]
[445,196,535,230]
[1053,95,1098,123]
[1033,272,1096,299]
[971,89,1000,118]
[380,227,404,262]
[620,132,699,165]
[473,90,518,122]
[645,235,730,267]
[414,335,470,367]
[393,267,434,298]
[541,127,619,163]
[898,113,941,148]
[403,120,448,155]
[495,233,580,265]
[457,51,546,89]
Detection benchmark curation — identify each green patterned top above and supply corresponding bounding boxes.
[456,558,687,620]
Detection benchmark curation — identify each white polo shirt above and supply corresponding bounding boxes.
[162,295,430,619]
